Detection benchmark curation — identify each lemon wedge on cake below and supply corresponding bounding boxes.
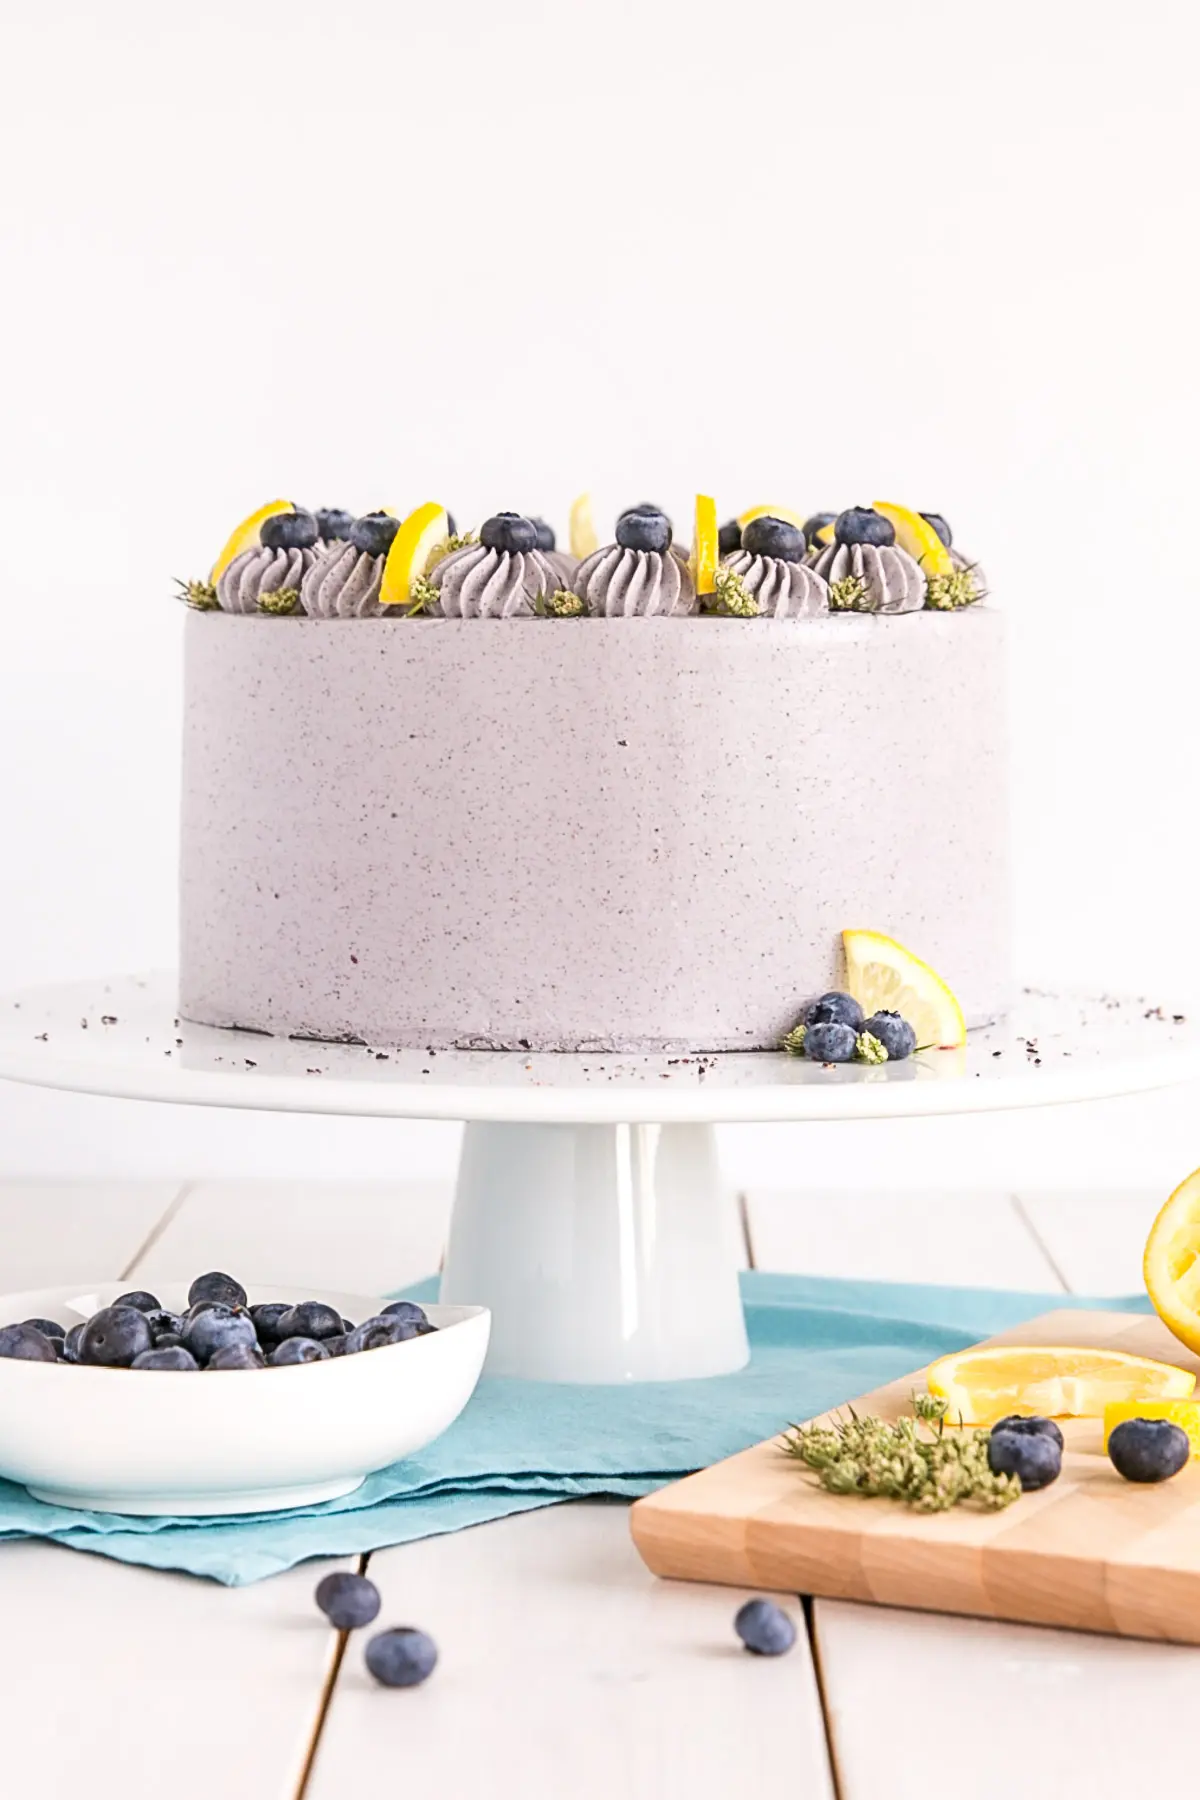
[927,1344,1194,1426]
[871,501,955,578]
[690,494,718,597]
[736,503,807,531]
[1144,1166,1200,1355]
[379,503,450,610]
[211,499,294,583]
[569,492,598,561]
[841,930,966,1049]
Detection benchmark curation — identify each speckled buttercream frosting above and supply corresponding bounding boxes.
[722,552,830,617]
[301,541,388,618]
[217,546,317,613]
[573,546,697,617]
[811,541,925,613]
[179,610,1011,1050]
[430,543,560,618]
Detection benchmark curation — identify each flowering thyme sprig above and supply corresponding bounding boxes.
[782,1392,1020,1512]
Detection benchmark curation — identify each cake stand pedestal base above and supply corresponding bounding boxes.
[440,1122,749,1383]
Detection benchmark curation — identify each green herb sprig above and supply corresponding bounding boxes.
[925,565,985,611]
[258,587,300,615]
[828,573,871,612]
[782,1392,1020,1513]
[174,577,219,611]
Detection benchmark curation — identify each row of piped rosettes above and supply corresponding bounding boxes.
[176,499,986,620]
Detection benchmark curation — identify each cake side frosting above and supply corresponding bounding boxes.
[179,611,1011,1051]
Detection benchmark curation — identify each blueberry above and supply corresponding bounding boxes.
[316,1571,382,1630]
[21,1317,65,1341]
[734,1598,796,1657]
[862,1011,918,1060]
[153,1334,185,1351]
[275,1301,344,1342]
[803,1021,860,1063]
[1108,1418,1190,1483]
[113,1291,161,1314]
[346,1314,423,1354]
[718,519,742,556]
[802,511,836,544]
[325,1334,349,1357]
[990,1414,1064,1450]
[316,508,355,542]
[987,1428,1062,1491]
[79,1306,154,1368]
[380,1301,430,1326]
[350,512,400,559]
[615,508,672,554]
[834,506,895,548]
[145,1309,186,1343]
[131,1345,200,1371]
[446,511,457,537]
[188,1271,248,1309]
[260,510,319,552]
[341,1318,356,1333]
[63,1322,86,1363]
[530,517,556,552]
[270,1337,329,1365]
[920,511,953,548]
[480,513,538,554]
[0,1322,58,1362]
[365,1627,438,1688]
[741,516,805,562]
[250,1302,291,1345]
[207,1342,266,1370]
[182,1302,258,1365]
[805,991,865,1030]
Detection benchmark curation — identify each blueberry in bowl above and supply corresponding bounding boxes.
[0,1281,490,1515]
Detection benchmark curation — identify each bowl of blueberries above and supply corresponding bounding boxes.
[0,1272,489,1516]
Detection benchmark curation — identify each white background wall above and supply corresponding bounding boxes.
[0,0,1197,1197]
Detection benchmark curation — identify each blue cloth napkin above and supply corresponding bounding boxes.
[0,1273,1151,1584]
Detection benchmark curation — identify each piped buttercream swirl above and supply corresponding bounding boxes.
[301,542,388,618]
[429,543,562,618]
[573,545,696,617]
[722,552,830,618]
[811,541,926,613]
[217,546,317,614]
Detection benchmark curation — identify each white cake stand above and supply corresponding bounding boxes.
[0,974,1197,1384]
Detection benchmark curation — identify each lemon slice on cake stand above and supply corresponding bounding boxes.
[842,929,966,1049]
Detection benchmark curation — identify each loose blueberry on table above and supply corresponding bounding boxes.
[734,1598,796,1657]
[315,1570,382,1630]
[365,1626,439,1688]
[0,1273,437,1370]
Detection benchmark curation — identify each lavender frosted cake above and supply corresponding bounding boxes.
[177,498,1007,1051]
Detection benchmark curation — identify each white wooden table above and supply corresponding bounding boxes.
[0,1177,1184,1798]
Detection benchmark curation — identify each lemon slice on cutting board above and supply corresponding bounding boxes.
[1104,1398,1200,1455]
[690,494,718,596]
[1143,1166,1200,1355]
[841,930,966,1049]
[569,492,598,561]
[871,501,955,577]
[211,499,294,582]
[736,503,807,531]
[927,1344,1194,1426]
[379,502,450,609]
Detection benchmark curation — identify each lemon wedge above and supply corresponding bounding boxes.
[1143,1166,1200,1355]
[690,494,718,596]
[211,499,293,583]
[841,929,966,1049]
[736,503,807,531]
[379,502,449,609]
[569,492,598,561]
[1104,1398,1200,1456]
[871,501,955,577]
[927,1345,1194,1426]
[813,518,836,547]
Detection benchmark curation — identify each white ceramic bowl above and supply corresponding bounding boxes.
[0,1282,489,1516]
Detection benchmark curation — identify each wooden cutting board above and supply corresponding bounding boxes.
[631,1309,1200,1644]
